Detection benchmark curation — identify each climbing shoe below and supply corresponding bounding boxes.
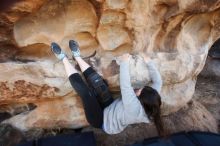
[51,42,66,60]
[69,40,80,57]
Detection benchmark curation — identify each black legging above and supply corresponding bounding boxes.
[69,67,113,128]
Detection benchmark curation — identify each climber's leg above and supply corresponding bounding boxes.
[68,72,103,128]
[51,42,77,76]
[51,42,103,128]
[62,57,78,76]
[74,56,90,72]
[83,67,114,109]
[69,40,90,72]
[69,40,114,109]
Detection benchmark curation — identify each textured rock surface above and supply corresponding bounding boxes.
[0,124,24,146]
[3,95,88,130]
[14,0,98,48]
[201,58,220,77]
[201,38,220,77]
[194,76,220,124]
[0,0,220,131]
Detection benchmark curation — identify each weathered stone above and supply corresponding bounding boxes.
[97,25,131,51]
[14,0,98,47]
[178,0,220,12]
[0,113,11,123]
[0,124,24,146]
[194,76,220,123]
[100,10,126,26]
[0,60,73,104]
[2,0,47,22]
[164,101,218,133]
[104,0,129,10]
[200,58,220,78]
[200,38,220,77]
[3,96,88,131]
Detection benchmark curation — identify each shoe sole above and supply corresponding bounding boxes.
[69,40,79,52]
[51,42,62,55]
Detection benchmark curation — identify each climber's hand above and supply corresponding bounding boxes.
[117,53,131,63]
[120,53,131,61]
[141,53,151,63]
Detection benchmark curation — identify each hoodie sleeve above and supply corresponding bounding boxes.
[146,61,162,93]
[119,61,138,106]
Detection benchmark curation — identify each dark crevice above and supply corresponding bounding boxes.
[88,0,103,21]
[0,112,12,123]
[0,124,24,146]
[209,37,220,59]
[0,103,37,123]
[0,0,23,12]
[0,45,18,63]
[11,58,36,63]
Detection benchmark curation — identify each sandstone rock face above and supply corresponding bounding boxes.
[0,0,220,131]
[14,0,98,53]
[200,38,220,77]
[3,95,88,130]
[200,58,220,77]
[0,124,24,146]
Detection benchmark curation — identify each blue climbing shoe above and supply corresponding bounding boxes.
[51,42,66,60]
[69,40,80,57]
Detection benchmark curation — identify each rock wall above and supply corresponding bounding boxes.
[201,38,220,77]
[0,0,220,131]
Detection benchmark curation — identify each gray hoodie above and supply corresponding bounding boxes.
[103,60,162,134]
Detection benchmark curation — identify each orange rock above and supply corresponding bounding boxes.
[97,25,131,50]
[3,96,88,131]
[104,0,129,10]
[14,0,98,47]
[100,10,126,26]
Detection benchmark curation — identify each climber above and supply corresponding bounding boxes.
[51,40,165,136]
